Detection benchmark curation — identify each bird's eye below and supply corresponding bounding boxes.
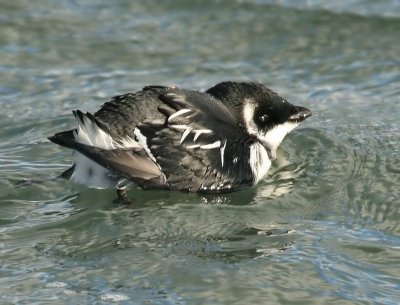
[259,114,268,122]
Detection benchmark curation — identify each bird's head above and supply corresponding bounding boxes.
[206,81,312,160]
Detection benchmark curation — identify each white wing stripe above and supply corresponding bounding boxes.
[200,141,221,149]
[220,141,227,167]
[180,127,192,144]
[187,141,221,150]
[134,128,157,163]
[168,109,191,122]
[170,124,189,130]
[193,129,213,141]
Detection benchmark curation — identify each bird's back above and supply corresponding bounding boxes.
[94,87,169,138]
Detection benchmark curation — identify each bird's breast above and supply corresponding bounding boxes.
[248,142,271,184]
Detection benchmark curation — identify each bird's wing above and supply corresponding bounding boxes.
[136,90,254,192]
[48,111,167,188]
[68,141,167,187]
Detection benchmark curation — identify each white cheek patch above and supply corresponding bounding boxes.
[261,122,298,159]
[242,98,258,135]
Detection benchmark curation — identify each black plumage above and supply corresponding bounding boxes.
[48,81,312,193]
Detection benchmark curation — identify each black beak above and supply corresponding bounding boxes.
[288,106,313,123]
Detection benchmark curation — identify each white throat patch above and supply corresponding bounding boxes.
[242,99,298,160]
[260,122,298,160]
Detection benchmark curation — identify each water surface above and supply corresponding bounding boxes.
[1,0,399,304]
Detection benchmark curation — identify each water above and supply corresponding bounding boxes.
[1,0,399,304]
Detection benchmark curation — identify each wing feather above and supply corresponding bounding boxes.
[137,90,255,192]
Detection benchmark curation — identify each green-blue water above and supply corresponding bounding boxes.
[1,1,399,304]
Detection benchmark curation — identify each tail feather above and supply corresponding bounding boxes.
[73,110,110,133]
[60,165,75,179]
[72,110,115,149]
[48,130,76,149]
[48,110,166,188]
